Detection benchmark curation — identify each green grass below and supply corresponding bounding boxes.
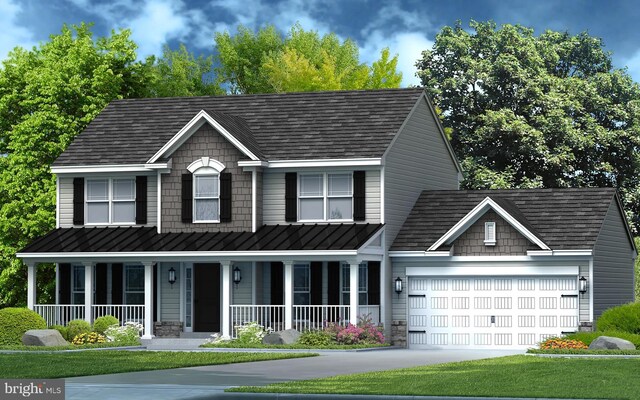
[230,355,640,399]
[200,342,389,350]
[0,351,317,379]
[528,348,640,355]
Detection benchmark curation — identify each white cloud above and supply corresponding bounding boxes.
[0,0,36,61]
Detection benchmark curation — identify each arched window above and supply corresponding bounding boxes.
[187,157,225,223]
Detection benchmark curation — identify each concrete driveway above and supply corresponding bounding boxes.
[65,349,523,400]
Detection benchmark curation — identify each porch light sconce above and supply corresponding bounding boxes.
[233,266,242,286]
[395,277,403,296]
[579,276,588,294]
[168,267,176,285]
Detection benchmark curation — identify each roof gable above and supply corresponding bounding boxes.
[429,196,549,251]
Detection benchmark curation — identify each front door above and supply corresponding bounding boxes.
[193,263,220,332]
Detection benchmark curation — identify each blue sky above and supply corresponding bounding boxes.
[2,0,640,86]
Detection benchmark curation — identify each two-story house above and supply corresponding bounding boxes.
[18,88,636,349]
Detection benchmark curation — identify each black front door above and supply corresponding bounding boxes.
[193,263,220,332]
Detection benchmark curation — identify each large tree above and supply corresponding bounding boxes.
[214,24,402,94]
[0,23,154,306]
[417,21,640,231]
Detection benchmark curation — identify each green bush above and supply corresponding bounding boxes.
[298,330,333,347]
[93,315,119,335]
[0,307,47,345]
[67,319,91,339]
[50,325,69,341]
[565,331,640,348]
[596,302,640,333]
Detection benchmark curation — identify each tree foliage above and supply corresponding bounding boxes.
[417,21,640,231]
[0,23,153,306]
[214,24,402,94]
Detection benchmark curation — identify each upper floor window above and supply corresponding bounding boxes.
[194,173,219,222]
[299,173,352,221]
[86,178,135,224]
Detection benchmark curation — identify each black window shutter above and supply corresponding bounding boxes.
[58,264,71,304]
[270,262,284,305]
[95,263,108,304]
[285,172,297,222]
[181,174,193,223]
[367,261,380,306]
[220,172,232,222]
[353,171,366,221]
[111,264,123,305]
[310,262,323,305]
[73,178,84,225]
[135,176,147,225]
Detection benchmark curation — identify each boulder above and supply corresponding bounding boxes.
[22,329,68,346]
[262,329,301,345]
[588,336,636,350]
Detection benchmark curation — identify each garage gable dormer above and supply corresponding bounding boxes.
[428,196,550,252]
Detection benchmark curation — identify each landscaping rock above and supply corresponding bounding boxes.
[262,329,301,345]
[22,329,68,346]
[588,336,635,350]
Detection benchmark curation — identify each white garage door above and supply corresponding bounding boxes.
[408,276,579,349]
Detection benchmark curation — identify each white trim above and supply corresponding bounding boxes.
[187,157,226,173]
[589,258,594,323]
[148,110,260,163]
[192,173,220,223]
[484,221,496,245]
[156,262,162,321]
[56,176,60,229]
[428,197,550,251]
[221,261,231,338]
[298,172,354,222]
[142,262,154,339]
[51,163,170,174]
[530,250,593,256]
[244,158,382,169]
[380,165,385,224]
[85,177,136,225]
[251,168,257,232]
[389,251,452,257]
[156,170,162,234]
[406,265,579,276]
[284,261,293,330]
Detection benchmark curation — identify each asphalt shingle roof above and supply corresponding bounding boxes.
[391,188,620,251]
[54,88,425,166]
[21,224,383,253]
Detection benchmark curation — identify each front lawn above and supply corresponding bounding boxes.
[231,355,640,399]
[0,351,316,379]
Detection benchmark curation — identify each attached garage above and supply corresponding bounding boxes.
[407,276,579,349]
[390,189,636,350]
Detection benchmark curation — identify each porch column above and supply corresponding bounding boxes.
[26,262,37,310]
[83,262,94,324]
[284,261,293,329]
[141,262,155,339]
[221,261,231,338]
[349,263,359,325]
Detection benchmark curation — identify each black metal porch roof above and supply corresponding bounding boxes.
[21,224,383,253]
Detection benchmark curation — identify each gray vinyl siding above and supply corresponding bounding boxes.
[262,168,381,225]
[58,174,157,228]
[593,201,636,321]
[160,263,181,322]
[383,96,459,250]
[232,262,253,305]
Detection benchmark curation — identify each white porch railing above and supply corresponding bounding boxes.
[230,305,285,337]
[230,305,381,335]
[92,305,145,325]
[34,305,84,327]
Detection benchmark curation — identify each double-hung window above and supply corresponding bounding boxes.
[86,178,135,224]
[299,173,353,221]
[341,263,368,305]
[194,173,219,222]
[293,263,311,305]
[124,265,145,305]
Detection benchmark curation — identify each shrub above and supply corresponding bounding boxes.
[0,307,47,345]
[565,331,640,348]
[72,332,106,345]
[67,319,91,340]
[539,337,588,350]
[104,321,143,345]
[299,329,333,346]
[596,302,640,333]
[50,324,69,341]
[93,315,119,334]
[234,322,271,345]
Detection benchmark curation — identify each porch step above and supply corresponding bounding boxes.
[180,332,215,339]
[143,338,209,350]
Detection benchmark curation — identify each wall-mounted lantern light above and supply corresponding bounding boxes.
[168,267,176,285]
[395,277,403,296]
[233,266,242,286]
[579,276,588,294]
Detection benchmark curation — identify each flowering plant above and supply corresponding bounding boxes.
[72,332,106,345]
[104,321,143,345]
[539,337,588,350]
[205,333,231,344]
[234,321,272,345]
